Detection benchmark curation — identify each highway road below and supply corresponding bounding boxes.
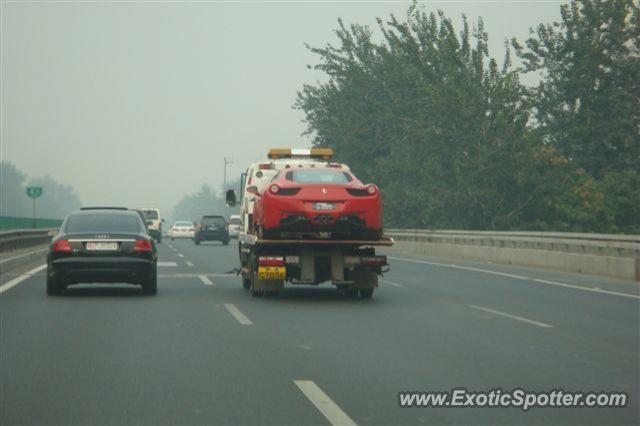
[1,239,638,425]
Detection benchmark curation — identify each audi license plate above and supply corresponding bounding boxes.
[86,241,118,251]
[258,266,286,280]
[312,202,335,211]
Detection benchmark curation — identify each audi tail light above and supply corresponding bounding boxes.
[52,239,71,252]
[134,239,153,252]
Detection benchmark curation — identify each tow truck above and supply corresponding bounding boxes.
[225,148,392,298]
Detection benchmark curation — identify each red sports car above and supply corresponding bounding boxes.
[252,167,382,240]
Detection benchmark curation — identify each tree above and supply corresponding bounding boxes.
[513,0,640,231]
[0,162,30,216]
[296,4,568,230]
[28,175,82,219]
[172,184,235,223]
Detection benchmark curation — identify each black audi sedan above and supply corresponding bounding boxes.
[46,207,157,295]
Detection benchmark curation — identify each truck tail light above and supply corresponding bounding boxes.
[258,256,285,266]
[53,240,71,252]
[361,255,387,266]
[134,239,153,252]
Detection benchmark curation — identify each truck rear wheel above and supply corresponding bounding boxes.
[242,276,251,289]
[345,288,359,298]
[249,263,264,297]
[359,288,374,299]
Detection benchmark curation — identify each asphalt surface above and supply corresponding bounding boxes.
[1,239,638,425]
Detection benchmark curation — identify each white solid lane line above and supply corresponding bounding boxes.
[177,253,184,258]
[469,304,553,328]
[380,278,403,287]
[158,261,178,267]
[186,261,194,267]
[294,380,357,426]
[531,278,640,300]
[388,256,640,300]
[198,275,213,286]
[0,264,46,294]
[224,303,253,325]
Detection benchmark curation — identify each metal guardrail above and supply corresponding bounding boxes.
[385,229,640,258]
[0,228,57,253]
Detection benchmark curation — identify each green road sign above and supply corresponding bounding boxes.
[26,186,43,199]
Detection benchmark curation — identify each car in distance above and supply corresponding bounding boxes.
[194,215,229,245]
[170,221,195,240]
[133,209,149,232]
[138,208,163,243]
[228,214,241,239]
[46,207,157,295]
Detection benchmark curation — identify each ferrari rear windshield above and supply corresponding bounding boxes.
[285,170,352,184]
[65,214,141,234]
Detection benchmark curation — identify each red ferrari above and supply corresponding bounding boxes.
[252,167,382,240]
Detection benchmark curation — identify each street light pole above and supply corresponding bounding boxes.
[223,157,233,190]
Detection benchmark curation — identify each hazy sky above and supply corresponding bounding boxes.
[1,1,563,216]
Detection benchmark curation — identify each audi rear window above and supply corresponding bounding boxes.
[285,170,352,184]
[66,214,140,234]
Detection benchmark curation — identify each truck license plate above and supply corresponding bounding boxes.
[258,266,286,280]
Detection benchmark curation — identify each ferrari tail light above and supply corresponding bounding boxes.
[134,239,153,252]
[366,185,378,195]
[270,184,280,194]
[52,239,71,252]
[258,256,285,266]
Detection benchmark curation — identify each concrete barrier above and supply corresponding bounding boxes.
[385,230,640,282]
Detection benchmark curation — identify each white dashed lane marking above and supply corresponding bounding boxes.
[380,278,403,287]
[294,380,357,426]
[223,303,253,325]
[469,304,553,328]
[198,275,213,286]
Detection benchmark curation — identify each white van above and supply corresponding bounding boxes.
[138,208,163,243]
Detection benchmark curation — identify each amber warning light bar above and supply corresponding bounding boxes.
[268,148,333,160]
